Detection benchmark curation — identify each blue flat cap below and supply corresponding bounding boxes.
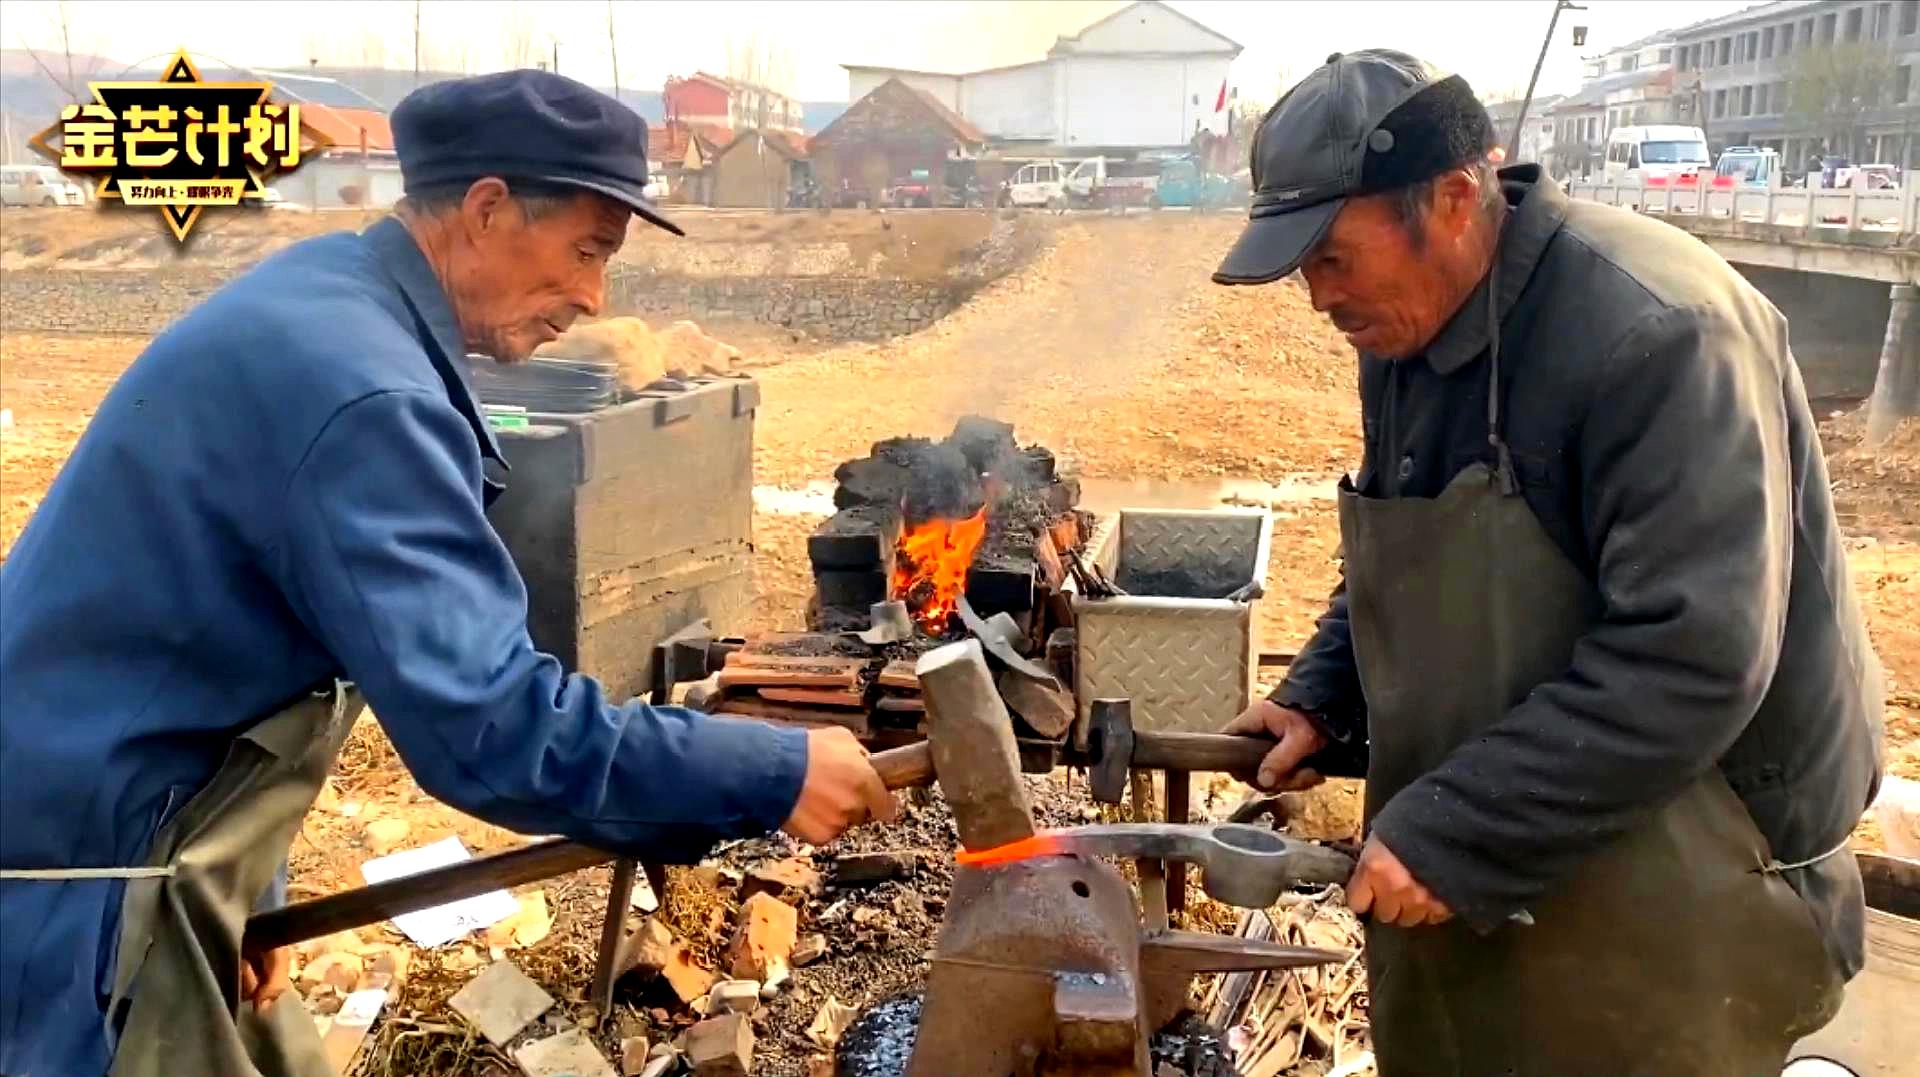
[392,68,682,236]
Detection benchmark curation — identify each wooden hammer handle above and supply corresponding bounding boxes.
[1130,732,1274,780]
[871,741,936,789]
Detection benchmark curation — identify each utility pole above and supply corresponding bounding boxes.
[551,37,559,77]
[1511,0,1588,159]
[413,0,421,86]
[608,0,620,99]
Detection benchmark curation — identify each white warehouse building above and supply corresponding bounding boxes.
[843,1,1242,153]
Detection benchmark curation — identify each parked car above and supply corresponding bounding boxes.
[1000,160,1070,210]
[1713,146,1780,188]
[1,164,86,207]
[1839,163,1900,190]
[1148,158,1236,210]
[886,169,936,208]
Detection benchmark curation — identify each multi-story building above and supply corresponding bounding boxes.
[1670,0,1920,167]
[1484,94,1562,166]
[1542,32,1682,178]
[662,72,804,135]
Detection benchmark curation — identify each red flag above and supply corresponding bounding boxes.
[1215,79,1228,113]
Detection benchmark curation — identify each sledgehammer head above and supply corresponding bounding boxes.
[917,639,1037,851]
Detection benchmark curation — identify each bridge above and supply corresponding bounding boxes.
[1568,178,1919,435]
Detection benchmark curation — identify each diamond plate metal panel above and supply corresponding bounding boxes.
[1071,509,1267,736]
[1076,602,1255,734]
[1118,511,1265,582]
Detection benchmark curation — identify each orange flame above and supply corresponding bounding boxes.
[891,506,988,634]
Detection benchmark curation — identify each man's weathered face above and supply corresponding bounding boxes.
[449,181,630,362]
[1298,172,1483,360]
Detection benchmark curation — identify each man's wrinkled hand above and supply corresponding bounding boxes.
[781,727,898,845]
[1223,700,1327,792]
[1346,836,1452,927]
[239,945,292,1013]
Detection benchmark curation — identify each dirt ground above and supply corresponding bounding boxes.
[3,207,1918,1075]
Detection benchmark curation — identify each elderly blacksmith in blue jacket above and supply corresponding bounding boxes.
[0,71,894,1077]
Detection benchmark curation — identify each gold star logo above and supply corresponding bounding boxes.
[31,50,311,243]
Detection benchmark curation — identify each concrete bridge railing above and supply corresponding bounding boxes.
[1567,179,1919,238]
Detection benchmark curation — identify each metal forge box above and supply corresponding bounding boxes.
[483,376,761,702]
[1073,508,1273,736]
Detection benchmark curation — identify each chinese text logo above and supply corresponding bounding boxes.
[32,50,307,243]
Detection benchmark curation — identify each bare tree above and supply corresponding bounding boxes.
[299,31,329,69]
[503,2,539,71]
[725,33,798,130]
[1789,40,1898,161]
[16,0,108,99]
[607,0,620,98]
[355,29,388,69]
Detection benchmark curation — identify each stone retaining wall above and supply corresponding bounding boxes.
[1,270,231,336]
[0,214,1051,342]
[607,272,964,341]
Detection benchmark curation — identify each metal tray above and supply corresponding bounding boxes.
[1071,508,1272,736]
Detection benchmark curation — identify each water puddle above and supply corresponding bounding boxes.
[753,481,838,517]
[1077,474,1336,512]
[751,474,1337,518]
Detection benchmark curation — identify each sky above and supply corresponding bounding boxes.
[1,0,1758,105]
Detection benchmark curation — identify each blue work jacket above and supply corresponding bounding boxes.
[0,217,809,1075]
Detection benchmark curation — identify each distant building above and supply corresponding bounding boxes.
[1541,32,1682,178]
[248,69,401,209]
[663,72,804,135]
[842,0,1241,155]
[707,130,809,208]
[1484,94,1562,167]
[657,122,735,205]
[1669,0,1920,165]
[809,77,986,204]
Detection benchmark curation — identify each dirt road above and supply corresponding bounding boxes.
[746,214,1362,646]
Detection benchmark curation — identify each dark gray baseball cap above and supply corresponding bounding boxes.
[1214,50,1495,286]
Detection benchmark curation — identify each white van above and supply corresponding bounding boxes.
[1602,125,1711,185]
[0,165,86,207]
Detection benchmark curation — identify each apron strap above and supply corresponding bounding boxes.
[1761,833,1853,875]
[1483,255,1520,497]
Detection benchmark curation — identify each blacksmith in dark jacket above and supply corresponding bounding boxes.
[1215,51,1885,1077]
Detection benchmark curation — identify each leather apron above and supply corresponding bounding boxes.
[1341,283,1844,1077]
[101,680,361,1077]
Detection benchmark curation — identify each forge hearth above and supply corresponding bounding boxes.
[806,416,1087,639]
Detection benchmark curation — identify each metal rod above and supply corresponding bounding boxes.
[244,838,613,953]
